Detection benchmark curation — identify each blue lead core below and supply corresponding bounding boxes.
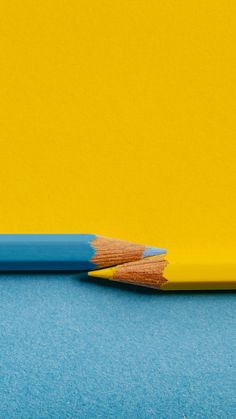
[142,247,166,258]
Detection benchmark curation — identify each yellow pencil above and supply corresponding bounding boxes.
[88,256,236,291]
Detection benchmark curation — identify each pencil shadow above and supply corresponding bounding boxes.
[0,271,66,278]
[79,273,161,294]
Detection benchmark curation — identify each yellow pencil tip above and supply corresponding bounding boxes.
[88,266,116,280]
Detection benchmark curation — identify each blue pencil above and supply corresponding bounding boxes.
[0,234,166,271]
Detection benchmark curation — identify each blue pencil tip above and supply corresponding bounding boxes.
[142,247,166,258]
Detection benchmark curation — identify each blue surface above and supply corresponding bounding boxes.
[0,273,235,419]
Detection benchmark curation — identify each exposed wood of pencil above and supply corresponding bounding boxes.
[91,236,164,269]
[89,255,168,288]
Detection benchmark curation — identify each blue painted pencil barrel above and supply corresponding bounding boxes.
[0,234,96,271]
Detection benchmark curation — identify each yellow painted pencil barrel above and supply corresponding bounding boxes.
[162,263,236,291]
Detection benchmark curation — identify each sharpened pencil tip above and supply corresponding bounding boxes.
[88,266,116,279]
[142,247,166,258]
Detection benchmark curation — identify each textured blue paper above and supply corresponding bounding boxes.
[0,273,235,418]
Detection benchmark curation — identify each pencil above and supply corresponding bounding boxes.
[0,234,166,271]
[88,256,236,290]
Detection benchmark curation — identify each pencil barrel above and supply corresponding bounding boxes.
[0,234,96,270]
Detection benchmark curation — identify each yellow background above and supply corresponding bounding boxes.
[0,1,235,264]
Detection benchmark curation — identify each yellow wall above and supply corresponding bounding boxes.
[0,1,235,264]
